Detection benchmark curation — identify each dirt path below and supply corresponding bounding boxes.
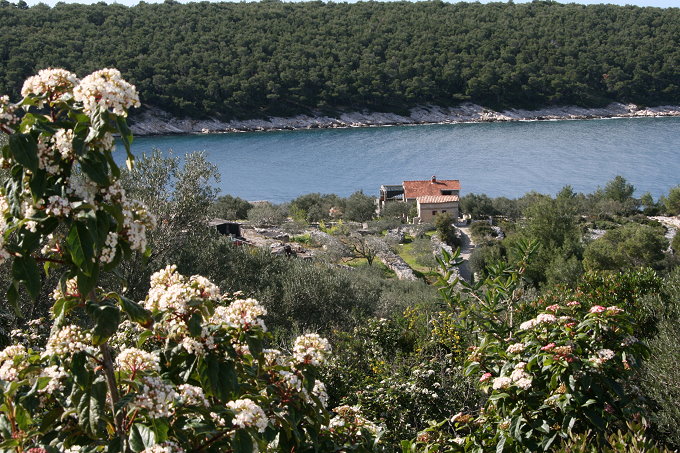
[456,225,476,282]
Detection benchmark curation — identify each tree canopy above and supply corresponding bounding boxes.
[1,1,678,120]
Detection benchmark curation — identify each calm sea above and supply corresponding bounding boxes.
[116,117,680,203]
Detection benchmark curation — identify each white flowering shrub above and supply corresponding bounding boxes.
[0,71,380,452]
[459,302,648,451]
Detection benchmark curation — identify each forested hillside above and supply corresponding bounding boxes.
[1,0,678,119]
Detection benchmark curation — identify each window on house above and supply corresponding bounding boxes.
[432,210,437,215]
[441,190,453,195]
[442,210,446,213]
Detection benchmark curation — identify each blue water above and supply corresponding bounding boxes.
[116,117,680,203]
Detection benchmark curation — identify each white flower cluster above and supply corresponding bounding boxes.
[115,347,160,374]
[0,344,28,381]
[226,398,269,433]
[0,95,18,124]
[122,199,156,252]
[509,362,533,390]
[45,195,71,217]
[328,405,379,436]
[101,231,119,264]
[51,277,79,301]
[519,313,557,330]
[53,128,74,160]
[132,376,177,418]
[263,348,290,367]
[73,68,140,117]
[178,384,209,407]
[37,136,61,175]
[591,348,616,367]
[39,365,67,393]
[21,68,78,105]
[139,442,185,453]
[44,325,93,357]
[493,363,533,391]
[145,265,219,315]
[211,298,267,331]
[278,370,303,392]
[505,342,525,354]
[304,380,329,408]
[293,333,332,366]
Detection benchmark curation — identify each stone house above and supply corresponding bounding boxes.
[379,176,460,223]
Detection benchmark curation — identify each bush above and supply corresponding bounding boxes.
[0,69,380,452]
[343,191,376,222]
[637,269,680,448]
[213,194,253,220]
[434,212,460,248]
[247,202,288,226]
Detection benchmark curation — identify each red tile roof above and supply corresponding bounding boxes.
[417,195,460,204]
[403,178,460,199]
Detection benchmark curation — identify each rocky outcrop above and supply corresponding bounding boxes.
[128,103,680,136]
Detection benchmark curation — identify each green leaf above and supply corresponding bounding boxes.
[233,430,253,453]
[9,134,38,172]
[67,221,95,276]
[76,265,99,297]
[71,352,91,388]
[198,355,238,401]
[119,296,153,328]
[86,300,121,345]
[6,283,21,316]
[136,330,154,348]
[28,169,46,202]
[129,423,156,452]
[151,417,169,443]
[496,435,506,453]
[75,379,107,435]
[187,312,203,337]
[80,152,110,186]
[116,115,133,154]
[12,255,41,300]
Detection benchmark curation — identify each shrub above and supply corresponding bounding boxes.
[247,202,288,226]
[0,69,379,452]
[213,194,253,220]
[434,212,460,248]
[637,269,680,448]
[343,191,376,222]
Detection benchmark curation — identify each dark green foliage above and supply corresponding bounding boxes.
[663,185,680,216]
[603,175,636,204]
[289,193,343,223]
[460,193,496,219]
[640,192,661,216]
[637,269,680,448]
[583,222,668,272]
[468,243,504,277]
[469,221,496,243]
[343,191,375,222]
[1,2,679,120]
[434,213,459,248]
[380,201,415,221]
[212,194,252,220]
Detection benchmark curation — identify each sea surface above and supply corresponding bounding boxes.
[116,117,680,203]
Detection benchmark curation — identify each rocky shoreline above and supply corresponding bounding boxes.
[128,102,680,136]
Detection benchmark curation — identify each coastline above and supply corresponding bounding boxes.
[128,102,680,136]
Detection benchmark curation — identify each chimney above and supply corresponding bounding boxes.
[431,175,436,184]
